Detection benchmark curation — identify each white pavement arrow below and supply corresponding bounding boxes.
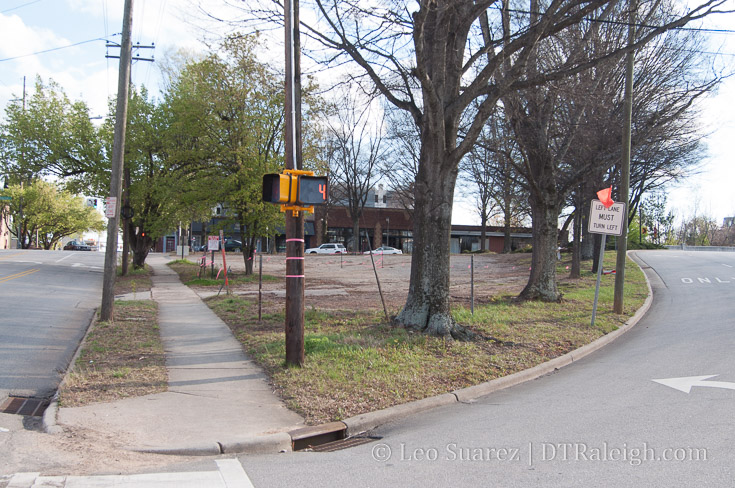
[652,375,735,394]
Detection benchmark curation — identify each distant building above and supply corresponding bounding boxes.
[312,185,532,253]
[0,208,10,249]
[0,175,9,249]
[185,185,532,255]
[723,217,734,227]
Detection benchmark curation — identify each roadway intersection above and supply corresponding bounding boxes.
[1,249,732,486]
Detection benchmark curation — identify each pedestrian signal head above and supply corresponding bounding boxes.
[262,173,328,206]
[297,176,328,205]
[262,174,297,204]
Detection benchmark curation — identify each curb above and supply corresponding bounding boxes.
[42,308,99,435]
[54,252,654,456]
[135,432,294,457]
[343,251,653,436]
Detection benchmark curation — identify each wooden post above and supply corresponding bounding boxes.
[614,0,636,314]
[100,0,134,322]
[471,254,475,315]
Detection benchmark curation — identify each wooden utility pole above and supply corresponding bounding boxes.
[100,0,134,321]
[614,0,636,314]
[284,0,305,366]
[17,77,26,249]
[105,39,154,277]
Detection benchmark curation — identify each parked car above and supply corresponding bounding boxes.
[305,243,347,254]
[224,239,242,252]
[364,246,402,255]
[64,241,92,251]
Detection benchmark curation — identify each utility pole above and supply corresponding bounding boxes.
[105,40,154,276]
[284,0,305,366]
[614,0,636,314]
[17,77,26,249]
[100,0,134,322]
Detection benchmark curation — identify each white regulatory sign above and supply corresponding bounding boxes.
[588,199,626,236]
[105,197,117,218]
[207,235,220,251]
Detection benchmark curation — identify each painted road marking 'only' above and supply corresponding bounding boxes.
[680,277,735,284]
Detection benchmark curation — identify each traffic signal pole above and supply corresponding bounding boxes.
[284,0,305,366]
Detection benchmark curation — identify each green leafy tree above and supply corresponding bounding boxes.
[165,35,325,274]
[99,87,213,269]
[0,76,104,193]
[0,180,105,249]
[639,193,675,245]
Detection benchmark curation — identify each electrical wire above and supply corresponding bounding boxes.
[501,7,735,35]
[1,0,42,14]
[143,0,167,89]
[103,0,111,105]
[0,35,120,63]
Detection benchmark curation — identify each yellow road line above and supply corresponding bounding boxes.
[0,268,40,284]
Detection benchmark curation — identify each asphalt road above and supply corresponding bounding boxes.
[0,249,104,401]
[235,250,734,487]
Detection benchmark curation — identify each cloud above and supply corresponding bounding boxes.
[0,13,71,61]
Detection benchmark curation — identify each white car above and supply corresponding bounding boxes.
[305,243,347,254]
[363,246,403,255]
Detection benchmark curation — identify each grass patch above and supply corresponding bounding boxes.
[114,264,152,296]
[168,260,279,287]
[58,300,167,407]
[203,252,648,425]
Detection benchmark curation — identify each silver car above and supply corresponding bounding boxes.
[364,246,402,255]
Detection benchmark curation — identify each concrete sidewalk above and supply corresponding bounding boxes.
[47,251,654,458]
[55,254,304,455]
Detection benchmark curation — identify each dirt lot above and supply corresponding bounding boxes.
[197,251,534,312]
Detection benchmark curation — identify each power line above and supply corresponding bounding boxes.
[1,0,43,14]
[502,8,735,35]
[0,34,121,63]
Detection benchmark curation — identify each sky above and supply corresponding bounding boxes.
[1,0,735,227]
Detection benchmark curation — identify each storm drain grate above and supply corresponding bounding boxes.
[308,436,382,453]
[0,396,50,417]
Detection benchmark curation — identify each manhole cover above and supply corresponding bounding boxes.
[0,396,50,417]
[308,436,382,452]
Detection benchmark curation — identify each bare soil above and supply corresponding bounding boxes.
[197,250,534,312]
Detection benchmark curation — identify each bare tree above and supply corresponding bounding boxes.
[462,111,528,252]
[381,105,419,213]
[504,1,724,298]
[325,88,384,251]
[208,0,731,338]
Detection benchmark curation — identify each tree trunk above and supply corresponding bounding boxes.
[570,204,581,279]
[121,166,131,276]
[352,219,360,253]
[132,234,152,269]
[519,192,561,302]
[503,205,512,253]
[480,214,487,252]
[591,233,602,273]
[581,220,595,260]
[243,235,256,275]
[395,148,473,340]
[239,218,255,275]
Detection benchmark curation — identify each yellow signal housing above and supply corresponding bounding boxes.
[262,173,297,204]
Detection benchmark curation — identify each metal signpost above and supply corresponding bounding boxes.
[588,198,626,327]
